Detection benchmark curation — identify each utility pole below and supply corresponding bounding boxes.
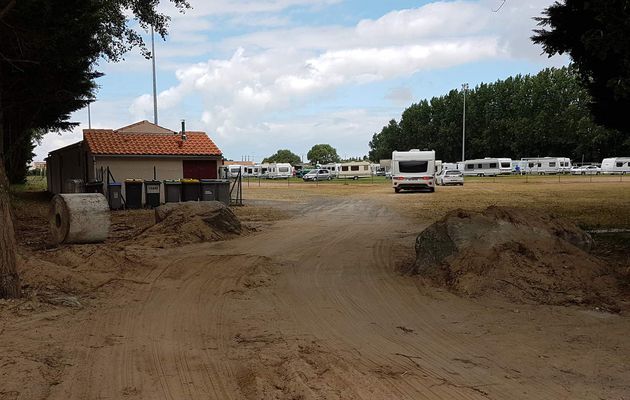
[87,102,92,129]
[151,26,158,125]
[462,83,468,162]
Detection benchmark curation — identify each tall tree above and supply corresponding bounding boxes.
[307,144,340,164]
[0,0,189,298]
[532,0,630,134]
[262,149,301,164]
[368,67,627,164]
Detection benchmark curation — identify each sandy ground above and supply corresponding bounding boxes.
[1,180,630,399]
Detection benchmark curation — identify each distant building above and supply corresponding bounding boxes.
[46,120,223,203]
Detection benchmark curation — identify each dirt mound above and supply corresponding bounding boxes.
[134,201,243,247]
[410,206,619,308]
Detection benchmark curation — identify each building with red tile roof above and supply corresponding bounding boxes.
[46,121,224,203]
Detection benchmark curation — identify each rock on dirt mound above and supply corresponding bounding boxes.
[409,206,619,308]
[134,201,242,247]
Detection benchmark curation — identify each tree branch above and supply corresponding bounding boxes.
[0,0,16,20]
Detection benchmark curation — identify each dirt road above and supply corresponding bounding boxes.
[24,197,630,399]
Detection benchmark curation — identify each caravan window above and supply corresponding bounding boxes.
[500,162,510,168]
[351,166,359,171]
[617,162,623,167]
[529,163,534,168]
[342,166,349,171]
[279,167,289,173]
[549,162,556,167]
[363,166,368,170]
[466,164,474,170]
[399,161,428,173]
[477,164,482,168]
[489,163,497,168]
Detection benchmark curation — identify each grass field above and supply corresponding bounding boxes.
[242,178,630,230]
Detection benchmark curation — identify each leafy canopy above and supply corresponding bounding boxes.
[307,144,340,165]
[263,149,301,164]
[368,67,627,163]
[532,0,630,134]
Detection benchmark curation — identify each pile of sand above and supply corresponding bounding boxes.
[134,201,243,247]
[410,206,619,309]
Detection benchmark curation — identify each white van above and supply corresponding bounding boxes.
[601,157,630,174]
[462,158,512,176]
[391,150,436,193]
[266,163,292,179]
[338,161,372,180]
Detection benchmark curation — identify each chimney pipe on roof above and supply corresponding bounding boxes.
[180,119,187,141]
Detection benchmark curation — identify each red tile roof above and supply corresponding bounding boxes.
[83,129,222,156]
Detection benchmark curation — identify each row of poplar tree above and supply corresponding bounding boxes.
[368,67,630,163]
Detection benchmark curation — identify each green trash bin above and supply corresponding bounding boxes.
[200,179,217,201]
[107,182,123,210]
[180,179,200,202]
[163,180,181,203]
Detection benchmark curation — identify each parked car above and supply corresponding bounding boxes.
[295,169,312,178]
[303,169,333,181]
[571,165,601,175]
[436,169,464,186]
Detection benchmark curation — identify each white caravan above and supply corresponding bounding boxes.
[521,157,572,174]
[462,158,512,176]
[338,161,372,180]
[442,162,458,171]
[391,149,436,193]
[243,165,262,177]
[601,157,630,174]
[321,163,341,177]
[226,165,245,178]
[266,163,292,179]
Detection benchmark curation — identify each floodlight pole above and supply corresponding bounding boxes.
[151,26,158,125]
[462,83,468,162]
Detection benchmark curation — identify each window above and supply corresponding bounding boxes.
[529,163,534,168]
[466,164,474,170]
[342,166,349,171]
[363,166,368,170]
[489,163,497,168]
[351,166,359,171]
[501,162,510,168]
[477,164,482,168]
[399,161,428,173]
[549,162,556,167]
[617,162,623,167]
[537,163,542,167]
[279,167,289,173]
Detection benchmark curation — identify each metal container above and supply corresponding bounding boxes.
[107,182,123,210]
[163,180,181,203]
[144,180,161,208]
[64,179,84,193]
[200,179,230,206]
[124,179,143,209]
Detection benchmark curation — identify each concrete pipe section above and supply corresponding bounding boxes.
[49,193,111,244]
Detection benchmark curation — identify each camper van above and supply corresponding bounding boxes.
[320,163,341,177]
[601,157,630,174]
[338,161,372,180]
[462,158,512,176]
[243,165,262,177]
[391,149,436,193]
[521,157,572,174]
[265,163,292,179]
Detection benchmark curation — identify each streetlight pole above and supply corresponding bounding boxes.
[462,83,468,162]
[151,26,158,125]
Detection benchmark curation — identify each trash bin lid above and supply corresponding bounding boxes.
[163,180,181,185]
[108,182,122,186]
[144,180,161,184]
[125,179,144,183]
[180,179,200,183]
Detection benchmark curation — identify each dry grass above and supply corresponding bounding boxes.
[242,179,630,229]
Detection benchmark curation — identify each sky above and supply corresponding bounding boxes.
[34,0,568,162]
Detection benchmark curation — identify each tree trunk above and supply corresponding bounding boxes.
[0,155,20,298]
[0,72,21,298]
